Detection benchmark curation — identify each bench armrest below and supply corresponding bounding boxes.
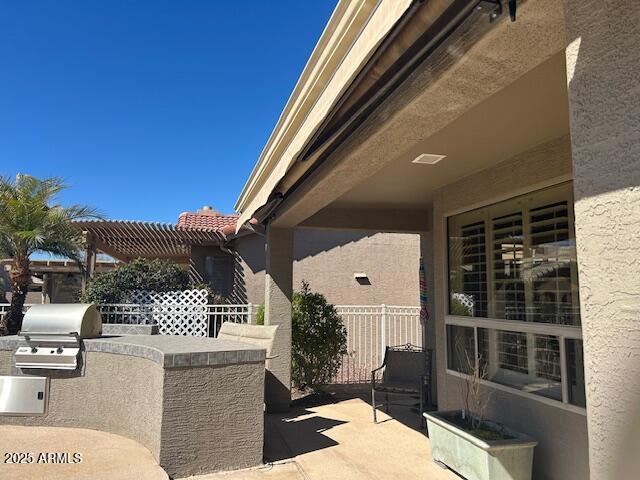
[371,364,386,387]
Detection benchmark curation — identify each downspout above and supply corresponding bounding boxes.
[251,193,284,229]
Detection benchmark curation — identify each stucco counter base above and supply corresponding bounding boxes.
[0,334,267,478]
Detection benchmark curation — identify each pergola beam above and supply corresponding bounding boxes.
[74,220,226,263]
[91,236,131,263]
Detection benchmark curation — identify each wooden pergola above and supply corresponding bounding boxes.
[73,220,226,278]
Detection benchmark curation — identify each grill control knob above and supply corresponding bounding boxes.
[31,347,38,353]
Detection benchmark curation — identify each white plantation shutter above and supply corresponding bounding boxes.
[491,211,525,321]
[460,220,488,317]
[527,200,579,325]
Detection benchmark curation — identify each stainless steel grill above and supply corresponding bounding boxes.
[15,304,102,370]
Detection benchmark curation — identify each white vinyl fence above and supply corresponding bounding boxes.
[334,305,422,384]
[0,302,421,384]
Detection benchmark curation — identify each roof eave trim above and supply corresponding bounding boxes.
[234,0,381,213]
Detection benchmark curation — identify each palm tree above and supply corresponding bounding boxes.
[0,174,99,335]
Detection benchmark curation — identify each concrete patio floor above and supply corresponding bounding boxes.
[0,389,459,480]
[188,388,460,480]
[0,425,168,480]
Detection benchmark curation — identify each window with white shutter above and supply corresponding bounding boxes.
[447,182,585,409]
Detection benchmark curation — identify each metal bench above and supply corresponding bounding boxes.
[371,344,432,427]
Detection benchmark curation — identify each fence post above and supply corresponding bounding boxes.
[247,303,254,325]
[380,304,387,360]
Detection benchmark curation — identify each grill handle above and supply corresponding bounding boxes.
[18,331,81,346]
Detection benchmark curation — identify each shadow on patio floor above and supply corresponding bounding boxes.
[193,390,459,480]
[265,409,348,462]
[325,383,435,432]
[257,387,459,480]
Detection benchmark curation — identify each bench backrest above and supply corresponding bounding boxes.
[382,346,427,385]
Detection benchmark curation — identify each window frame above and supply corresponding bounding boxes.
[203,253,234,298]
[442,177,586,415]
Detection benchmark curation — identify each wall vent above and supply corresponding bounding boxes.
[412,153,446,165]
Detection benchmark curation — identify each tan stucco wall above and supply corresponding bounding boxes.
[563,2,640,478]
[233,230,420,306]
[432,135,589,480]
[5,291,43,304]
[263,227,294,412]
[190,245,234,294]
[232,234,266,304]
[0,351,265,478]
[160,362,264,477]
[0,351,164,457]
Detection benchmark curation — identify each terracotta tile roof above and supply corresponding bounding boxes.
[176,212,239,234]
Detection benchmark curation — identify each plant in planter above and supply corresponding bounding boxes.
[424,337,538,480]
[457,338,499,439]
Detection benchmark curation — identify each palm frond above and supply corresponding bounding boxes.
[60,204,102,221]
[0,174,100,265]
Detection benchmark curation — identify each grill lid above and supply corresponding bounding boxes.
[20,304,102,342]
[16,304,102,371]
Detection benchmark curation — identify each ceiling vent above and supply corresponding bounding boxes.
[412,153,446,165]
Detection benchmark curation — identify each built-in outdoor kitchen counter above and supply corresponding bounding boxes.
[0,331,267,478]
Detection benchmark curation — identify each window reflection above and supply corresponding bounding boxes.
[478,328,562,401]
[448,182,581,325]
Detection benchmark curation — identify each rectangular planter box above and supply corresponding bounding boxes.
[425,411,537,480]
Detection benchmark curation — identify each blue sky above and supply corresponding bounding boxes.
[0,1,336,223]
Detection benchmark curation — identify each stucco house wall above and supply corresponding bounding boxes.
[563,2,640,477]
[2,230,419,308]
[432,135,589,480]
[232,230,420,306]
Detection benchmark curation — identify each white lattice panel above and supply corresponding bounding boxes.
[125,289,209,336]
[452,293,474,315]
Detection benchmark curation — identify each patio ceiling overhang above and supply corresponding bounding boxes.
[235,0,524,232]
[74,220,226,262]
[240,0,569,233]
[300,49,571,230]
[234,0,432,231]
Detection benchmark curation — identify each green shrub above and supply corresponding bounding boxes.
[190,282,228,304]
[450,296,472,316]
[255,304,265,325]
[292,281,347,392]
[80,258,190,303]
